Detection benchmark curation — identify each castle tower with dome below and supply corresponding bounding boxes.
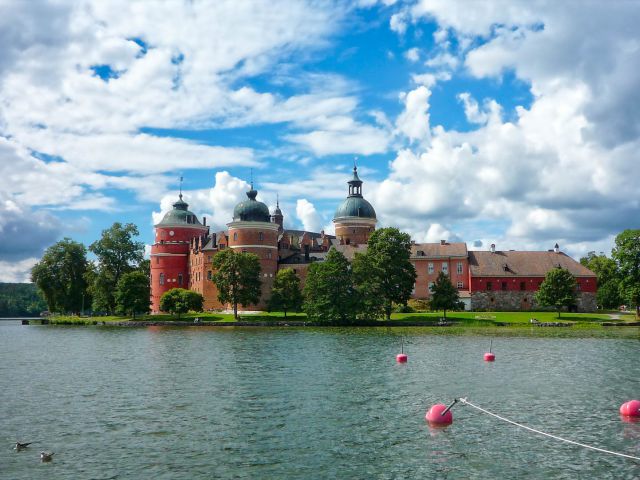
[227,182,279,309]
[150,193,209,312]
[333,165,377,245]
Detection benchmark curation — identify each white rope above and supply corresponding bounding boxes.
[458,397,640,461]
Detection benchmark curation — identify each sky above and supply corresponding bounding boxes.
[1,0,639,282]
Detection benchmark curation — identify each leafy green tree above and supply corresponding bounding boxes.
[303,247,359,325]
[268,268,303,317]
[535,267,577,318]
[612,229,640,318]
[115,271,150,318]
[429,271,460,320]
[31,238,89,314]
[353,228,416,320]
[159,288,203,319]
[352,252,385,321]
[580,251,622,308]
[0,283,47,317]
[89,223,145,314]
[211,249,261,320]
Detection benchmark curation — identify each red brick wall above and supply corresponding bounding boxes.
[411,257,469,298]
[335,223,374,246]
[470,276,597,293]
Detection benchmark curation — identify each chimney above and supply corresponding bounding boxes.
[440,239,446,245]
[554,243,559,253]
[490,243,496,253]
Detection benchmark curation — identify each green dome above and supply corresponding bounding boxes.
[333,165,376,220]
[157,195,203,226]
[233,188,271,222]
[334,196,377,220]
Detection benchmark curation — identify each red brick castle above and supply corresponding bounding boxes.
[151,168,596,313]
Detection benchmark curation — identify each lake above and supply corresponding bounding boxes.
[1,322,639,479]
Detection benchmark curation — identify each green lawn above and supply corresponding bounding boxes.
[46,310,636,327]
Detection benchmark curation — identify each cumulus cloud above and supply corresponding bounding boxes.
[0,258,41,283]
[296,199,323,232]
[395,86,431,143]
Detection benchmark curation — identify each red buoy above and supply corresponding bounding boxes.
[426,404,453,426]
[484,352,496,362]
[620,399,640,417]
[396,353,408,363]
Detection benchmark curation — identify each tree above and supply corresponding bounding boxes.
[115,271,150,318]
[211,249,261,320]
[89,223,145,314]
[353,228,417,320]
[159,288,203,319]
[612,229,640,318]
[580,251,622,308]
[268,268,303,318]
[31,238,89,314]
[535,267,577,318]
[429,271,460,320]
[303,247,359,325]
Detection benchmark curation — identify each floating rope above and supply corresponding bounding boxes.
[458,397,640,461]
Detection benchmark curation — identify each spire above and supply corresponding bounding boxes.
[179,175,183,200]
[348,162,363,197]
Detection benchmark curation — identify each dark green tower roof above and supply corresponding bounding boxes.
[233,185,271,222]
[156,194,203,226]
[333,165,376,220]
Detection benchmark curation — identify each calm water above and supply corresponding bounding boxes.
[1,322,639,479]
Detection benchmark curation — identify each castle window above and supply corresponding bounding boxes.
[259,232,263,241]
[576,283,581,290]
[457,262,463,274]
[442,263,448,274]
[520,282,526,291]
[207,270,212,280]
[501,282,507,291]
[428,282,434,292]
[233,232,238,241]
[486,282,492,291]
[457,282,463,289]
[219,244,225,250]
[267,252,272,259]
[428,262,434,274]
[178,273,183,286]
[159,273,165,285]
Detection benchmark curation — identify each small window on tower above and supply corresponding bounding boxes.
[233,232,238,241]
[159,273,165,285]
[178,273,183,286]
[259,232,263,241]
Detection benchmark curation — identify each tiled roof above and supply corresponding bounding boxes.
[411,242,468,258]
[468,250,596,277]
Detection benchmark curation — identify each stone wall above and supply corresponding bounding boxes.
[470,291,597,312]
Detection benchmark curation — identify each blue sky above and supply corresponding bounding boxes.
[1,0,639,281]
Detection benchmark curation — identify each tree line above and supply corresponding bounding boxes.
[31,223,149,317]
[0,283,47,317]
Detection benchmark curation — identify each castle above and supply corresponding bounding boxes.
[150,167,597,313]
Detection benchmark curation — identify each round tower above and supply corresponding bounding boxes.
[150,194,208,313]
[333,165,377,245]
[228,183,279,310]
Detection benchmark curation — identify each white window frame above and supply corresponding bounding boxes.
[428,262,434,274]
[442,262,448,274]
[457,262,463,274]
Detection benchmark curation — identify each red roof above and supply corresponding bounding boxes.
[411,242,468,258]
[468,250,596,277]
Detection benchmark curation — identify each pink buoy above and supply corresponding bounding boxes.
[484,352,495,362]
[620,399,640,417]
[396,353,408,363]
[425,404,453,426]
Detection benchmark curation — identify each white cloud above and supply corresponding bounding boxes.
[395,86,431,143]
[296,199,322,232]
[0,258,40,283]
[405,48,420,62]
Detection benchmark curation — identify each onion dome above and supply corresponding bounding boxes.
[233,184,271,222]
[156,194,203,226]
[334,166,377,220]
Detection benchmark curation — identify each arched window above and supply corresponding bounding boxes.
[159,273,165,285]
[259,232,263,241]
[233,232,238,241]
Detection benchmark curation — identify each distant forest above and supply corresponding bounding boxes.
[0,283,47,317]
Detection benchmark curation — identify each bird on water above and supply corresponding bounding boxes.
[40,451,54,462]
[13,442,32,451]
